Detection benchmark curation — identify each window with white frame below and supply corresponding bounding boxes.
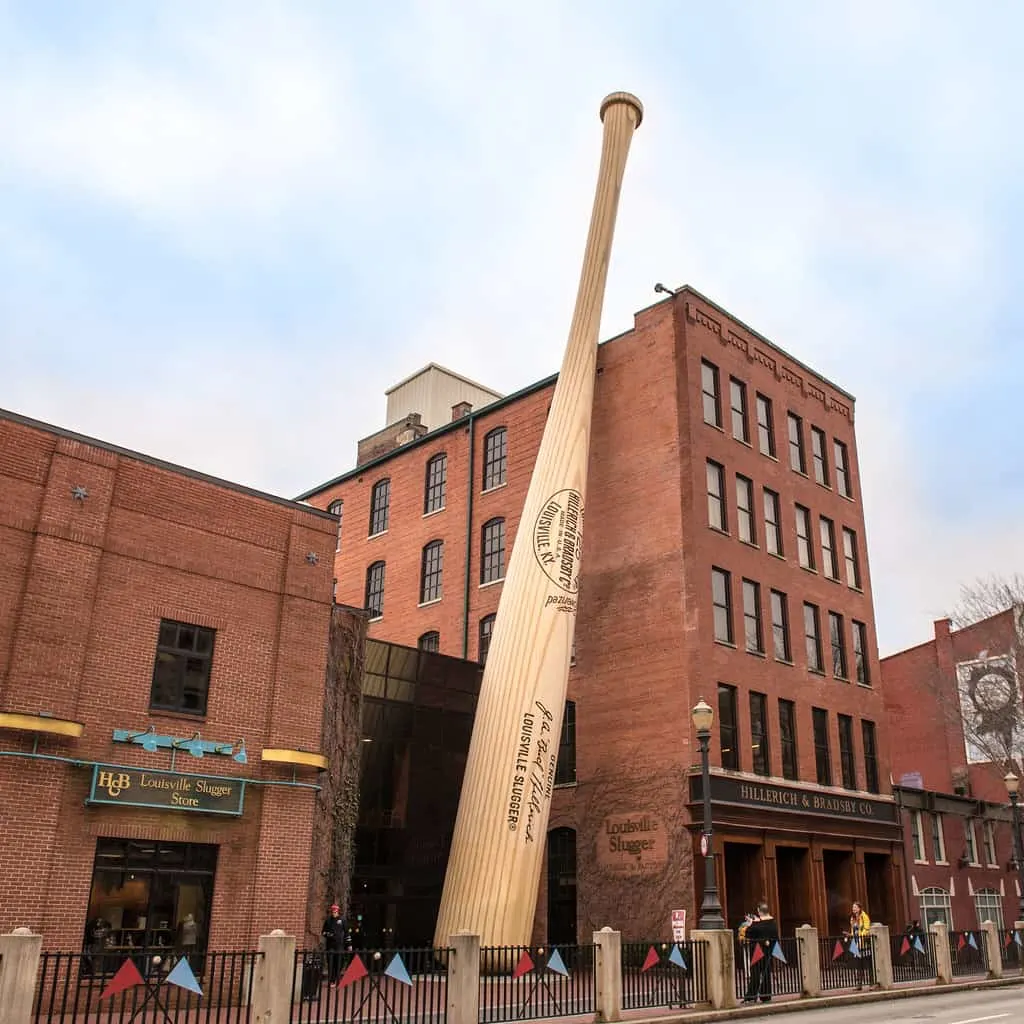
[974,888,1004,930]
[911,811,927,862]
[932,812,947,863]
[983,820,999,866]
[919,887,953,930]
[965,819,979,866]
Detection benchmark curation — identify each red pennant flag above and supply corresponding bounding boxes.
[513,951,535,979]
[832,940,844,961]
[899,936,910,956]
[957,934,966,951]
[338,955,368,989]
[750,942,764,965]
[640,946,659,973]
[100,958,146,1000]
[1006,932,1014,948]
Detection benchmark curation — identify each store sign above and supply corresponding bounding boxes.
[596,810,669,877]
[87,766,245,816]
[689,775,898,824]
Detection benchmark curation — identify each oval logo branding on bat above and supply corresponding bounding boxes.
[533,488,584,598]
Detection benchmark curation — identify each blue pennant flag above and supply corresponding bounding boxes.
[547,949,568,977]
[668,944,687,970]
[166,958,203,996]
[968,932,978,950]
[1015,931,1023,948]
[771,941,787,964]
[912,936,926,955]
[848,937,860,958]
[385,954,413,986]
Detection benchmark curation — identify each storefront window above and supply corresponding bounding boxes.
[974,888,1004,930]
[919,886,953,930]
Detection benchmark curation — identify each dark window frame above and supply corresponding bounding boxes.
[479,614,495,665]
[730,377,749,443]
[788,412,806,474]
[424,453,448,514]
[756,393,775,457]
[795,504,815,570]
[483,427,508,491]
[750,690,770,776]
[829,610,848,679]
[706,460,727,531]
[804,602,823,673]
[820,516,839,579]
[718,683,739,770]
[834,439,852,498]
[365,561,386,618]
[852,620,870,684]
[480,518,506,584]
[763,488,783,556]
[555,700,577,786]
[742,578,763,655]
[838,713,857,790]
[420,539,444,603]
[843,527,861,589]
[149,619,216,716]
[736,475,756,545]
[327,499,343,551]
[712,567,733,645]
[418,631,440,653]
[770,589,791,662]
[811,426,830,486]
[812,707,832,786]
[862,719,879,794]
[701,360,722,428]
[369,478,391,536]
[779,699,798,780]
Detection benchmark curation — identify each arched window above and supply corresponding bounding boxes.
[424,454,447,514]
[327,499,343,551]
[369,479,390,536]
[974,888,1004,930]
[481,518,506,584]
[479,614,495,665]
[482,427,507,491]
[555,701,576,786]
[919,887,953,931]
[420,540,444,603]
[418,631,440,654]
[365,561,386,619]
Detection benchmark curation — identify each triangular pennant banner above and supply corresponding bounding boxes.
[165,957,203,996]
[1015,931,1023,948]
[899,936,911,956]
[913,936,926,955]
[640,946,659,973]
[832,940,844,961]
[668,944,687,970]
[512,951,535,979]
[99,959,146,1000]
[546,949,568,977]
[1006,932,1013,948]
[771,941,787,964]
[339,955,368,988]
[957,933,966,951]
[848,937,860,958]
[385,953,413,986]
[968,932,978,950]
[749,942,764,965]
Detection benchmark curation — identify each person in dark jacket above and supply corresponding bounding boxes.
[321,903,348,983]
[742,902,780,1004]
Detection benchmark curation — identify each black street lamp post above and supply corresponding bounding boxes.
[693,698,726,931]
[1005,772,1024,923]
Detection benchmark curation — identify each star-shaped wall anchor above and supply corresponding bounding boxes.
[71,486,89,502]
[305,551,320,565]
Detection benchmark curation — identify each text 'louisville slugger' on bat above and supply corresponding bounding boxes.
[433,91,643,951]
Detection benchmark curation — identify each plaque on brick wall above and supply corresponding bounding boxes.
[596,810,669,877]
[87,766,245,816]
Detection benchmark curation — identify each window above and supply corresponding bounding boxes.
[812,708,832,786]
[742,579,763,654]
[829,611,848,678]
[932,812,947,863]
[701,360,721,427]
[424,453,447,514]
[795,505,815,570]
[483,427,507,490]
[787,412,806,473]
[481,518,506,584]
[983,821,998,866]
[418,631,440,653]
[718,683,739,770]
[730,378,749,442]
[706,460,727,531]
[712,567,733,644]
[919,888,952,930]
[862,720,879,794]
[770,590,791,662]
[750,691,769,776]
[852,620,870,684]
[763,489,783,556]
[842,528,861,589]
[150,619,215,716]
[479,614,495,665]
[834,440,852,498]
[736,476,756,544]
[327,499,343,551]
[756,393,775,457]
[820,517,838,579]
[974,889,1004,930]
[420,540,444,603]
[555,700,576,785]
[838,714,856,790]
[369,478,390,536]
[779,699,798,780]
[365,561,386,618]
[911,811,926,861]
[965,819,979,866]
[811,426,830,486]
[804,602,823,673]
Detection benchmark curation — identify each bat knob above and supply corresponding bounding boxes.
[600,92,643,128]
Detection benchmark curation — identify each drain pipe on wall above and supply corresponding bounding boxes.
[461,410,477,660]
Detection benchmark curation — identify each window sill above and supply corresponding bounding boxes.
[739,539,759,550]
[714,639,737,650]
[791,468,809,479]
[913,859,930,866]
[418,598,442,608]
[935,860,949,867]
[148,708,207,723]
[824,574,841,585]
[368,615,383,623]
[704,420,725,433]
[856,681,873,690]
[482,482,508,496]
[808,668,826,677]
[708,525,730,537]
[734,436,753,448]
[760,452,779,463]
[746,648,766,659]
[423,507,446,519]
[838,492,856,503]
[814,480,833,493]
[479,577,505,590]
[800,565,818,575]
[553,781,578,790]
[368,529,388,540]
[834,675,849,683]
[775,658,794,666]
[848,584,864,594]
[767,550,786,561]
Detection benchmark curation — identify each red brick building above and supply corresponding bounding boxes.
[299,286,905,942]
[883,611,1024,932]
[0,408,339,955]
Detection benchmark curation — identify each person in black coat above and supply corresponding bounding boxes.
[321,903,348,984]
[742,902,780,1004]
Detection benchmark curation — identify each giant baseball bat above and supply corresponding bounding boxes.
[434,92,643,951]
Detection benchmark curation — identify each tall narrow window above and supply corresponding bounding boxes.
[820,517,838,579]
[481,518,506,584]
[770,590,791,662]
[834,440,852,498]
[763,489,782,555]
[369,478,390,536]
[965,819,979,865]
[730,378,749,443]
[852,620,870,684]
[779,699,798,780]
[983,821,998,866]
[736,475,756,544]
[804,602,823,673]
[365,561,386,619]
[718,683,739,770]
[838,714,856,790]
[150,619,216,716]
[742,579,763,654]
[420,540,444,603]
[812,707,832,786]
[756,394,775,457]
[811,426,830,486]
[750,691,769,776]
[418,631,440,653]
[483,427,508,490]
[911,812,926,861]
[788,413,806,473]
[424,453,447,514]
[555,700,577,785]
[706,461,727,531]
[843,528,861,589]
[862,720,879,794]
[479,614,495,665]
[712,568,733,644]
[327,499,344,551]
[795,505,815,570]
[702,360,721,427]
[932,813,947,863]
[829,611,847,678]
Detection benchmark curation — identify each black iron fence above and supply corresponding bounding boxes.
[734,936,800,1001]
[620,941,707,1009]
[1000,929,1023,972]
[949,930,988,977]
[819,935,875,991]
[478,944,595,1023]
[33,949,258,1023]
[890,932,936,984]
[291,946,449,1024]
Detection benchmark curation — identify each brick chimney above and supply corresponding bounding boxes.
[452,402,473,421]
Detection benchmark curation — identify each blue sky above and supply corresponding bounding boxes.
[2,0,1022,656]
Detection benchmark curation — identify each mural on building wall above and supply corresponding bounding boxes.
[956,652,1023,765]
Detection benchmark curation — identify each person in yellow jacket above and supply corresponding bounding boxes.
[846,902,872,988]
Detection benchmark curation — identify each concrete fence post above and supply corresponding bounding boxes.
[251,929,297,1024]
[929,922,952,984]
[795,925,819,997]
[592,927,622,1022]
[447,931,480,1024]
[691,930,736,1010]
[0,927,43,1024]
[869,924,892,989]
[980,921,1002,979]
